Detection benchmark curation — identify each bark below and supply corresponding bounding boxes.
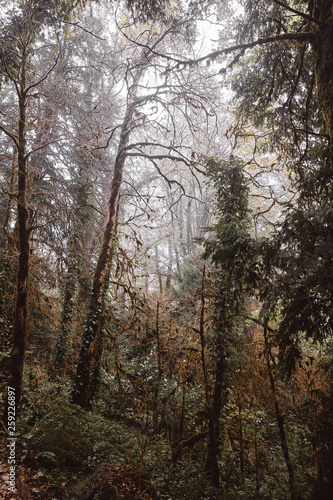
[50,266,77,379]
[165,237,173,289]
[71,102,134,407]
[254,417,260,495]
[186,201,193,254]
[51,161,95,380]
[238,398,244,479]
[199,270,224,488]
[3,150,17,247]
[205,288,231,488]
[88,259,114,405]
[72,46,151,407]
[205,325,225,488]
[152,302,162,433]
[312,1,333,146]
[154,246,163,295]
[177,200,187,257]
[199,266,208,401]
[171,212,182,282]
[3,52,30,421]
[264,327,296,500]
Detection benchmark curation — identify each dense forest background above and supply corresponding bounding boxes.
[0,0,333,498]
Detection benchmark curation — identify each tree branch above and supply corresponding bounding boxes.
[271,0,323,25]
[128,31,314,69]
[0,124,19,148]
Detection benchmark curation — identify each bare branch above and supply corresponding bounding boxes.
[0,124,19,148]
[28,218,55,235]
[60,19,106,40]
[25,47,62,93]
[122,31,314,69]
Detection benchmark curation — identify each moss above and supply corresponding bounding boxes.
[22,403,137,474]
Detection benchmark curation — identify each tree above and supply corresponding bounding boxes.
[194,2,333,495]
[71,18,220,408]
[47,12,120,380]
[202,155,259,487]
[160,2,332,141]
[0,0,84,421]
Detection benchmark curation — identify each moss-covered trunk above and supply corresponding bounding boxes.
[71,41,154,408]
[71,71,153,406]
[3,53,30,421]
[205,321,226,488]
[71,109,132,407]
[51,163,93,380]
[263,327,296,500]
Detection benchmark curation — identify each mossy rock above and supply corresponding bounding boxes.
[37,451,59,469]
[22,403,134,474]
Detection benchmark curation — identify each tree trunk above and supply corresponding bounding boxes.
[312,1,333,146]
[155,245,163,295]
[50,265,77,380]
[264,327,296,500]
[51,160,95,380]
[71,43,153,408]
[71,102,134,407]
[3,54,30,422]
[152,302,162,433]
[205,326,225,488]
[87,259,114,405]
[186,200,193,254]
[165,237,173,289]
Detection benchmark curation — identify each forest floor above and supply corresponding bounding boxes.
[0,457,33,499]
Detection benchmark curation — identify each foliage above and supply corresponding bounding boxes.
[203,156,260,305]
[1,0,333,498]
[229,0,323,165]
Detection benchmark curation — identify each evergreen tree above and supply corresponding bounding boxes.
[202,155,259,487]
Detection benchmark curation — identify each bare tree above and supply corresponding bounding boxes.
[71,16,221,407]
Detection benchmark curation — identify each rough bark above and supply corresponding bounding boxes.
[51,161,93,380]
[50,267,77,379]
[71,46,152,407]
[155,245,163,295]
[312,1,333,146]
[71,102,134,407]
[165,237,173,289]
[264,327,296,500]
[205,325,225,488]
[152,302,162,433]
[3,52,30,421]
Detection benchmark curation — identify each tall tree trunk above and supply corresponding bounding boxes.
[264,326,296,500]
[312,1,333,146]
[200,266,223,487]
[152,302,162,433]
[205,325,225,488]
[71,44,152,407]
[177,199,187,257]
[51,159,93,380]
[71,102,134,407]
[50,261,77,380]
[186,200,193,254]
[3,53,30,421]
[155,245,163,295]
[205,289,231,489]
[165,237,173,289]
[88,250,115,405]
[171,212,182,283]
